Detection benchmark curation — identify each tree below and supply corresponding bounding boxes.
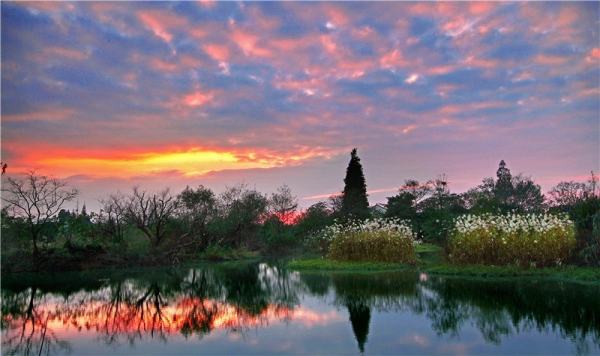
[341,148,370,219]
[494,160,513,206]
[98,193,128,243]
[548,180,595,208]
[177,185,216,243]
[385,192,417,220]
[416,175,466,242]
[212,184,268,247]
[1,172,78,258]
[511,174,544,213]
[124,187,178,249]
[268,184,298,224]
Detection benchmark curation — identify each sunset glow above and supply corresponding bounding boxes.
[2,1,598,206]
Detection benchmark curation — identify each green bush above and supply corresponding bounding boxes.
[448,213,576,267]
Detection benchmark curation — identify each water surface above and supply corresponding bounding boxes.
[2,262,599,355]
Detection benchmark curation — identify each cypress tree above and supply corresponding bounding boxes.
[494,160,513,208]
[341,148,370,219]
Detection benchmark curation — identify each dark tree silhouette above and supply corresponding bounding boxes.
[341,148,370,219]
[347,301,371,353]
[494,160,513,206]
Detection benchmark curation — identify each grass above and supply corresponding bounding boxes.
[424,264,600,283]
[415,243,443,254]
[198,245,259,261]
[287,258,411,271]
[287,242,600,283]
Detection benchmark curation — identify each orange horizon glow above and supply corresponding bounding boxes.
[5,145,342,179]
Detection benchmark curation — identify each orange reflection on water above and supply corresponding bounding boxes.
[3,292,342,354]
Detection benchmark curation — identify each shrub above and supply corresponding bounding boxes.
[448,213,576,267]
[316,218,417,263]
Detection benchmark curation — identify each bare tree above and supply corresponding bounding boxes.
[1,171,78,258]
[98,193,128,242]
[268,184,298,224]
[124,187,178,249]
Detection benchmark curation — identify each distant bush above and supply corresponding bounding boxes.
[318,218,417,263]
[448,213,576,267]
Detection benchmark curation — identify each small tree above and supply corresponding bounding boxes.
[213,184,268,247]
[341,148,370,219]
[124,187,178,249]
[98,193,128,243]
[268,184,298,224]
[1,171,78,258]
[176,185,216,244]
[494,160,513,206]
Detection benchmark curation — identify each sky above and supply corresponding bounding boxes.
[2,1,599,210]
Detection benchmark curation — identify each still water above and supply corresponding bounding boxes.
[1,262,599,355]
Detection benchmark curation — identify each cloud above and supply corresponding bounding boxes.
[1,1,598,208]
[405,73,419,84]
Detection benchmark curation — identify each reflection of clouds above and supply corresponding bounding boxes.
[399,333,430,347]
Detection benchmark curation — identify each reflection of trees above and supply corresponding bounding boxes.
[302,270,600,352]
[1,263,303,353]
[330,272,420,353]
[421,278,600,347]
[1,288,71,355]
[2,264,599,355]
[347,300,370,353]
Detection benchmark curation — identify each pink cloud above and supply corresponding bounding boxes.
[182,90,215,107]
[231,29,272,57]
[137,10,187,43]
[203,43,230,62]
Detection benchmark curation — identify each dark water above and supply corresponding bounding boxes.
[1,262,599,355]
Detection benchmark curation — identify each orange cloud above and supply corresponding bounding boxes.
[8,144,342,179]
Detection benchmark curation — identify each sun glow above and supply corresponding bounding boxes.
[35,148,275,178]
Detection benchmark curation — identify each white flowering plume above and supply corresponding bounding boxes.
[313,217,417,243]
[450,213,576,267]
[453,213,574,236]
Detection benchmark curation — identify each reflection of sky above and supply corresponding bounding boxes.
[42,294,598,355]
[2,2,599,210]
[3,281,600,354]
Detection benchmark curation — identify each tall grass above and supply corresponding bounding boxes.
[313,218,417,263]
[448,213,576,267]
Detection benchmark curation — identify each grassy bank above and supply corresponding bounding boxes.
[424,264,600,283]
[287,258,411,271]
[287,242,600,283]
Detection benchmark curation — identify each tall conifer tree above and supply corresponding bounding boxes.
[341,148,370,218]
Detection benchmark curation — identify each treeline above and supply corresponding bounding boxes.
[1,150,599,271]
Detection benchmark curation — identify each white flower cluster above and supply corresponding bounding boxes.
[453,213,574,235]
[314,217,417,243]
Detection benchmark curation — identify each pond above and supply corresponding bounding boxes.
[2,262,599,355]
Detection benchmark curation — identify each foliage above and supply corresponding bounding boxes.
[268,184,298,224]
[463,161,544,214]
[340,148,370,220]
[294,202,334,248]
[209,184,268,248]
[324,218,417,263]
[448,213,576,267]
[198,245,258,261]
[258,216,297,253]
